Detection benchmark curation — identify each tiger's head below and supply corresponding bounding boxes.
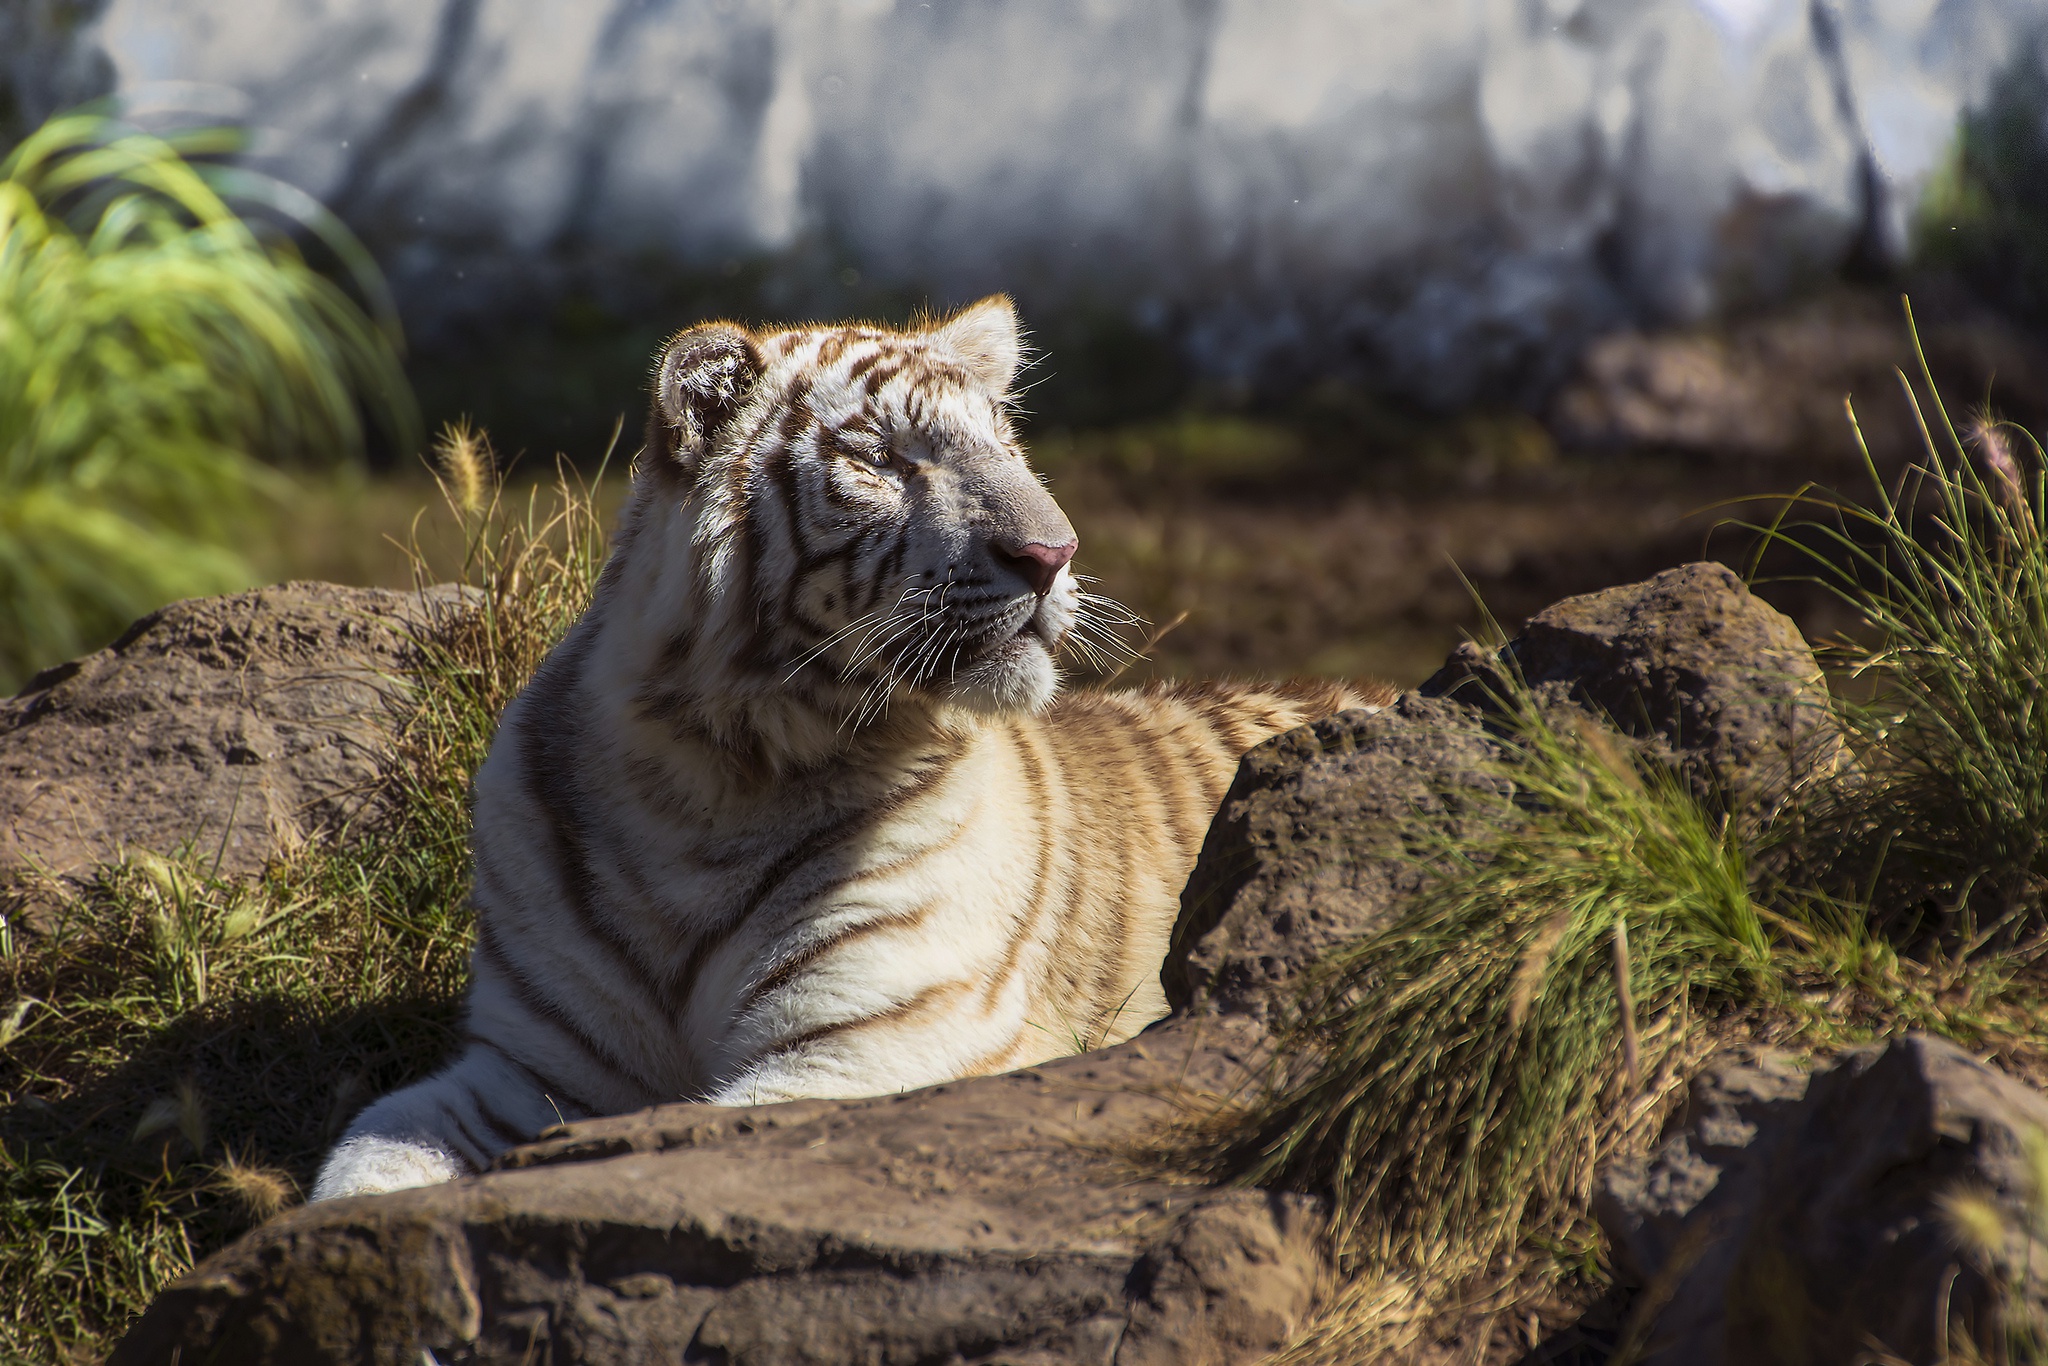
[628,296,1125,746]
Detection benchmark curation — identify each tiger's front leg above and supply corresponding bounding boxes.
[310,1041,577,1200]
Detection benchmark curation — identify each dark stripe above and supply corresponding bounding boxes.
[775,382,814,447]
[738,896,942,1015]
[473,1092,532,1147]
[1137,719,1200,855]
[435,1103,492,1167]
[472,915,648,1092]
[463,1030,600,1119]
[756,979,972,1061]
[860,359,907,397]
[664,749,960,1013]
[845,347,886,385]
[983,722,1057,1008]
[863,535,908,615]
[517,649,673,1017]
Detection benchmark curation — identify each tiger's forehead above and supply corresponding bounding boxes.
[755,325,1001,434]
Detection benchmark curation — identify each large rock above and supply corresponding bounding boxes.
[0,581,459,887]
[1171,562,1837,1018]
[111,1016,1322,1366]
[1597,1033,2048,1365]
[1423,561,1840,812]
[1163,696,1505,1020]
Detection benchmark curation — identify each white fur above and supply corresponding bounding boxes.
[311,1136,461,1201]
[311,303,1370,1201]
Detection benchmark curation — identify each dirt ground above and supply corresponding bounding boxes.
[257,448,1854,698]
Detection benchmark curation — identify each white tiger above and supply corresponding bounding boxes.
[313,296,1387,1199]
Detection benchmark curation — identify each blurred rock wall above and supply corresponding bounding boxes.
[14,0,2047,406]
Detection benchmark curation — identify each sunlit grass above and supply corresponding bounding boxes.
[1753,301,2048,948]
[1224,302,2048,1362]
[0,111,415,688]
[0,432,602,1362]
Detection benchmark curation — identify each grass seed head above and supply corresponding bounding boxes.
[211,1152,297,1223]
[434,419,495,517]
[1940,1185,2013,1263]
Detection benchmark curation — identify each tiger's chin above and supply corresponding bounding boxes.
[945,631,1059,714]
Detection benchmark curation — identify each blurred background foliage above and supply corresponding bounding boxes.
[0,111,413,689]
[1918,36,2048,324]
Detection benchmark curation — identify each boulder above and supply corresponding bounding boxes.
[1423,561,1840,812]
[1163,696,1505,1019]
[111,1016,1323,1366]
[1596,1033,2048,1365]
[1547,295,2048,469]
[1171,562,1838,1019]
[0,581,461,888]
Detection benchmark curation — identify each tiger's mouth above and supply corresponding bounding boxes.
[921,592,1067,711]
[971,594,1067,659]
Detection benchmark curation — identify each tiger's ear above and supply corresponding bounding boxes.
[648,322,763,474]
[931,295,1022,397]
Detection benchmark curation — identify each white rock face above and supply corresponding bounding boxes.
[47,0,2048,400]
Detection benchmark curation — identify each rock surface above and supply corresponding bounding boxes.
[1163,696,1505,1020]
[1424,561,1839,811]
[112,1017,1322,1366]
[1597,1033,2048,1365]
[110,562,1842,1365]
[0,581,457,886]
[1548,295,2048,468]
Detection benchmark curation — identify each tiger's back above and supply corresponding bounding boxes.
[312,298,1388,1200]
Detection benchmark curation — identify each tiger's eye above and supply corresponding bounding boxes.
[837,432,890,467]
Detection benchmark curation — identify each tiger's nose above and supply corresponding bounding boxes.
[993,538,1077,596]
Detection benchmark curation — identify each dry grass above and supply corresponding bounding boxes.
[0,431,604,1362]
[1218,310,2048,1364]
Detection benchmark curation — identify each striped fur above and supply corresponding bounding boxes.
[312,297,1390,1200]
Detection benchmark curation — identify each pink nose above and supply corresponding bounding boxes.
[993,538,1077,596]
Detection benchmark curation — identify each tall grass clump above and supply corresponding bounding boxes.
[0,428,603,1363]
[1225,300,2048,1360]
[1757,300,2048,943]
[0,110,416,688]
[1207,687,1772,1293]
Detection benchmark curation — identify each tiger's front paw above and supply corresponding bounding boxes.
[310,1135,464,1201]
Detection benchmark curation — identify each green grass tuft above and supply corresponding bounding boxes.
[1212,685,1774,1284]
[1235,299,2048,1361]
[1754,299,2048,946]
